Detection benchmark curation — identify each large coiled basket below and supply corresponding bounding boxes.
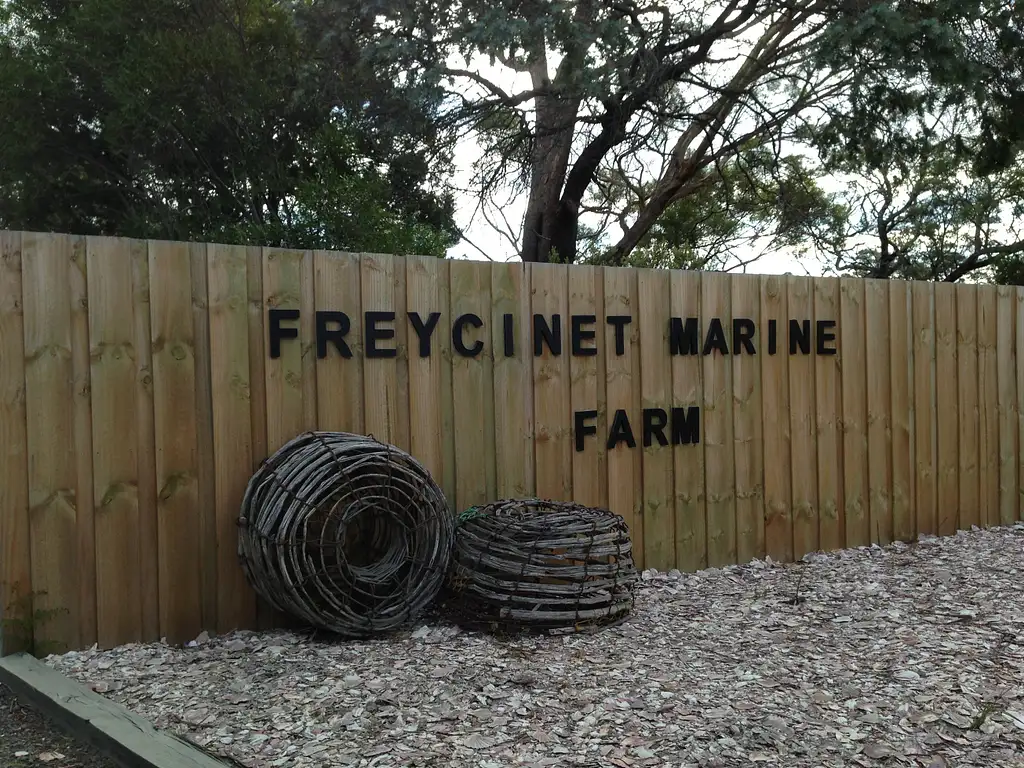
[237,431,454,637]
[445,498,639,634]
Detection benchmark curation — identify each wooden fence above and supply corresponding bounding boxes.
[1,229,1021,653]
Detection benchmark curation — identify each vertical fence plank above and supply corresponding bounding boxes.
[438,261,457,507]
[87,235,142,648]
[22,233,80,652]
[912,282,937,536]
[761,275,792,562]
[956,284,979,531]
[207,244,257,633]
[261,248,313,632]
[788,276,819,558]
[731,275,763,563]
[568,265,605,508]
[264,248,307,452]
[604,267,643,566]
[670,271,705,571]
[314,251,363,434]
[997,286,1018,527]
[249,245,288,631]
[814,277,844,552]
[131,240,159,642]
[69,236,96,648]
[491,261,534,499]
[840,278,869,548]
[1018,288,1024,522]
[392,258,410,452]
[889,280,915,542]
[704,273,735,567]
[450,261,494,511]
[244,244,268,468]
[149,241,201,644]
[361,254,402,447]
[0,232,31,653]
[934,283,959,536]
[977,286,1000,529]
[531,262,572,501]
[190,243,218,634]
[864,279,893,546]
[407,255,448,484]
[246,246,268,468]
[300,252,318,434]
[638,269,674,570]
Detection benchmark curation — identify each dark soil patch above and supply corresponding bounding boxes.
[0,681,118,767]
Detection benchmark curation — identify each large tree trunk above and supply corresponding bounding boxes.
[520,95,582,262]
[520,134,572,262]
[518,14,590,263]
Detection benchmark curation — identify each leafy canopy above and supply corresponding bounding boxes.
[0,0,460,255]
[313,0,1024,266]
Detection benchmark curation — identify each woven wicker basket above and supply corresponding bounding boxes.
[237,431,454,637]
[444,498,638,635]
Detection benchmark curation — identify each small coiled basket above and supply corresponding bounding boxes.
[444,498,639,635]
[237,431,454,637]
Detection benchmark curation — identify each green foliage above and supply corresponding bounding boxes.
[1,582,69,658]
[993,258,1024,286]
[579,149,842,272]
[812,1,1024,177]
[795,104,1024,283]
[332,0,1024,265]
[0,0,459,255]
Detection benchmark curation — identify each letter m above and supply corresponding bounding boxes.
[670,317,699,355]
[671,407,700,445]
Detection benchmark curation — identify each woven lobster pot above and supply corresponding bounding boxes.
[237,431,454,638]
[445,498,638,635]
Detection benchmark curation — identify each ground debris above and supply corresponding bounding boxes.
[45,524,1024,767]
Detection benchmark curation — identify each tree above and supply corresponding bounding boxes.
[576,146,841,271]
[0,0,460,255]
[310,0,1020,265]
[814,0,1024,179]
[793,98,1024,283]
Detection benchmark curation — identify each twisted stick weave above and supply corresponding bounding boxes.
[237,431,454,637]
[445,498,638,635]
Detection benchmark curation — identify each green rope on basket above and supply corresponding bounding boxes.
[457,505,485,525]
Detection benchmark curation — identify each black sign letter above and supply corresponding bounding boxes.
[407,311,441,357]
[364,311,397,358]
[790,318,811,355]
[534,314,562,356]
[671,407,700,445]
[670,317,699,355]
[703,318,729,355]
[574,410,598,452]
[607,316,631,356]
[733,318,756,355]
[816,320,837,354]
[315,311,351,358]
[453,313,484,357]
[643,408,669,447]
[571,315,597,356]
[503,313,515,356]
[607,409,637,450]
[269,308,300,359]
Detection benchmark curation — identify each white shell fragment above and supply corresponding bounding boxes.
[45,524,1024,767]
